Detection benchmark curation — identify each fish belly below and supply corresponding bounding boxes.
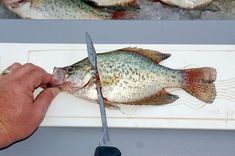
[74,69,182,104]
[161,0,213,9]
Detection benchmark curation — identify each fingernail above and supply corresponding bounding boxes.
[51,87,60,97]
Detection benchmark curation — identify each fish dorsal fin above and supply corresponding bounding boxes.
[119,47,171,63]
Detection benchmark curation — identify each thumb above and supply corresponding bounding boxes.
[33,87,60,116]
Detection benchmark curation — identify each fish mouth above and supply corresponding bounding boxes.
[52,67,67,86]
[51,67,92,92]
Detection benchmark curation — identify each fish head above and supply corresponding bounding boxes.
[2,0,29,8]
[2,0,22,6]
[3,0,35,19]
[52,61,94,92]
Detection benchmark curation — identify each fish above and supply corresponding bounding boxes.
[3,0,138,19]
[151,0,216,10]
[52,47,217,108]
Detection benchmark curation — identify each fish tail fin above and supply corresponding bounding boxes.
[181,67,217,103]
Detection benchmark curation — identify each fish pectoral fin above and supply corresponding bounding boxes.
[119,47,171,63]
[104,100,120,110]
[83,0,99,6]
[127,89,179,105]
[83,0,140,10]
[202,3,221,12]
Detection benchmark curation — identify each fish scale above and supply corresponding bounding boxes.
[32,0,111,19]
[70,50,182,103]
[5,0,112,19]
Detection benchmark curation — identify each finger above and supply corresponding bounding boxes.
[1,63,22,75]
[39,74,58,89]
[7,62,22,72]
[33,88,60,119]
[23,69,53,91]
[13,63,39,78]
[14,63,52,90]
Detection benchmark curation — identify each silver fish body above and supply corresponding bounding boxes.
[53,47,217,107]
[4,0,112,19]
[160,0,213,9]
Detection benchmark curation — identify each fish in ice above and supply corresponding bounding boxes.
[1,0,220,19]
[52,47,217,108]
[2,0,139,19]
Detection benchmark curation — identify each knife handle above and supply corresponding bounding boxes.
[94,146,121,156]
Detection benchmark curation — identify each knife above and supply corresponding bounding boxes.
[85,33,121,156]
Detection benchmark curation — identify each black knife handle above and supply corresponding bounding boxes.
[94,146,121,156]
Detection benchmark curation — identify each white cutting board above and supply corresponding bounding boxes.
[1,43,235,130]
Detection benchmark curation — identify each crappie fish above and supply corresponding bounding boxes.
[52,47,217,107]
[152,0,214,9]
[3,0,136,19]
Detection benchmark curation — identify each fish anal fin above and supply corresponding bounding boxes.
[120,47,171,63]
[126,89,179,105]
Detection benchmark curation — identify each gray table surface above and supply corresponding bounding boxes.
[0,20,235,156]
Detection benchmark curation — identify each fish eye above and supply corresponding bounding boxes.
[66,66,75,74]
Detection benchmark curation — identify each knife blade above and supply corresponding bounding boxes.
[85,33,121,156]
[85,32,111,146]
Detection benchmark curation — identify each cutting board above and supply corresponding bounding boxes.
[1,43,235,130]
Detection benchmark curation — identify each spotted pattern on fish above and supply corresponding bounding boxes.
[30,0,112,19]
[72,50,183,103]
[53,47,217,106]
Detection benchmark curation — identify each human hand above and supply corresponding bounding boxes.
[0,63,60,149]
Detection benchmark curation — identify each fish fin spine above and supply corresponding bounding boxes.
[182,67,217,103]
[103,98,120,110]
[119,47,171,63]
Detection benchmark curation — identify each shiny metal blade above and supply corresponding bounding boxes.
[85,33,111,146]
